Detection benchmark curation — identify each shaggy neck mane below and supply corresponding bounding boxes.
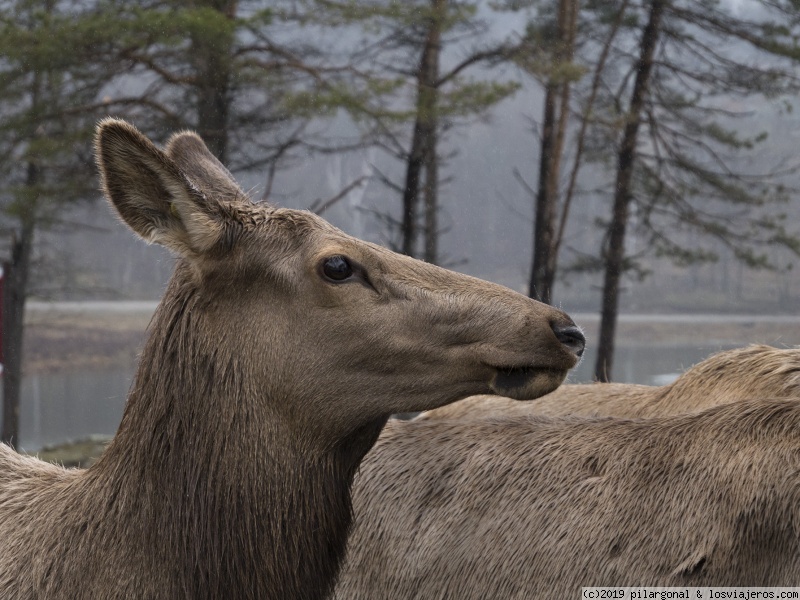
[91,264,385,600]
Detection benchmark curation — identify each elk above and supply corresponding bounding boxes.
[0,119,585,600]
[337,398,800,598]
[419,344,800,420]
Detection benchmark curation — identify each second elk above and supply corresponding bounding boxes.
[337,347,800,597]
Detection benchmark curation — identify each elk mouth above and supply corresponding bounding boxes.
[489,365,568,400]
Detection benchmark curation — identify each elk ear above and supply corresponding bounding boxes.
[95,118,223,257]
[165,131,246,204]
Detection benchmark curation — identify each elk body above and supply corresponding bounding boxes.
[420,344,800,420]
[0,120,584,600]
[337,399,800,599]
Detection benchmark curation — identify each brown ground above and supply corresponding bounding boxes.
[34,436,110,468]
[23,308,152,375]
[22,308,799,375]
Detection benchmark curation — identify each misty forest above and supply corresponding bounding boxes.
[2,0,800,448]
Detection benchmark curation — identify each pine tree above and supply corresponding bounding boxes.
[0,0,112,444]
[304,0,518,262]
[588,0,800,380]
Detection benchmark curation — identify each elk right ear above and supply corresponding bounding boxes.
[95,118,223,258]
[165,131,245,204]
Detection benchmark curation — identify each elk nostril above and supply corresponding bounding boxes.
[553,324,586,358]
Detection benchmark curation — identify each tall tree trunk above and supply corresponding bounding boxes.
[528,0,578,303]
[401,122,425,257]
[594,0,665,382]
[422,0,443,265]
[2,171,36,447]
[196,67,229,163]
[402,0,444,258]
[192,0,237,163]
[2,60,44,446]
[423,123,438,264]
[555,0,630,260]
[529,83,558,302]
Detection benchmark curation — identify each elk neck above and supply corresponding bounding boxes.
[89,264,386,600]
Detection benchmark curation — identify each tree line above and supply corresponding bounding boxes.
[2,0,800,443]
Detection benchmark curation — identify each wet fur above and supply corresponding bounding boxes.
[337,399,800,598]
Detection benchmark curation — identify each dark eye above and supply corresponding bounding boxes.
[322,255,354,282]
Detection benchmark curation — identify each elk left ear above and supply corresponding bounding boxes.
[95,118,223,258]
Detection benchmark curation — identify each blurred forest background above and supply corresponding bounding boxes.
[3,0,800,443]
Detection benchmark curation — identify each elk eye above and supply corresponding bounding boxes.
[322,255,354,282]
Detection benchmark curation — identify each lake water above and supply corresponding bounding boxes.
[568,343,739,386]
[19,368,132,452]
[15,340,743,452]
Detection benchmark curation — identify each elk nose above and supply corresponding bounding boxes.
[553,323,586,358]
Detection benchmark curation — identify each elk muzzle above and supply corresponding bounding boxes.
[488,319,585,400]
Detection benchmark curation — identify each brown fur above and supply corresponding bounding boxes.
[420,344,800,420]
[337,399,800,598]
[0,120,583,600]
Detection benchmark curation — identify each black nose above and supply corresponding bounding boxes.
[552,323,586,358]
